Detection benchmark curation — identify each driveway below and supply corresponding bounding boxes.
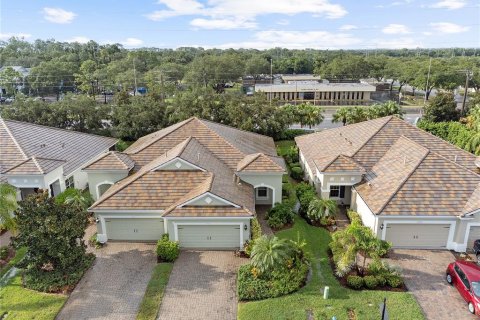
[388,249,477,320]
[157,251,248,320]
[56,242,156,320]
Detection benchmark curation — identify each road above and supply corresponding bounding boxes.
[290,107,422,131]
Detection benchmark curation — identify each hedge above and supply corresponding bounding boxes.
[275,129,312,141]
[156,234,180,262]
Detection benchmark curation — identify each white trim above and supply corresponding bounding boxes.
[256,187,269,200]
[253,183,275,207]
[164,216,252,220]
[95,180,114,199]
[100,215,164,242]
[381,220,456,250]
[91,209,165,213]
[100,215,164,219]
[46,178,61,197]
[173,222,244,248]
[153,157,206,172]
[460,222,480,252]
[465,209,480,217]
[178,192,240,208]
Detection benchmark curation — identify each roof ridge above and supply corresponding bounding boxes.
[2,157,32,174]
[376,142,430,215]
[199,117,273,139]
[429,150,480,177]
[111,151,129,170]
[31,156,44,174]
[237,153,262,171]
[31,156,66,162]
[128,118,195,154]
[1,118,28,159]
[350,116,394,159]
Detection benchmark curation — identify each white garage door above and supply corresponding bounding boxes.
[178,225,241,249]
[385,223,450,249]
[105,218,164,241]
[467,226,480,250]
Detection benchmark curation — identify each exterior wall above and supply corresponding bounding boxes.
[452,211,480,251]
[71,169,89,190]
[254,187,273,205]
[6,165,66,197]
[355,193,377,231]
[237,173,283,205]
[317,171,362,205]
[86,171,129,200]
[299,151,314,183]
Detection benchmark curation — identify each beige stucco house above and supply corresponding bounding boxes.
[296,116,480,252]
[85,117,285,249]
[0,118,117,199]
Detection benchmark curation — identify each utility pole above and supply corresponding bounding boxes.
[270,58,273,107]
[461,69,473,116]
[423,58,432,105]
[133,58,138,96]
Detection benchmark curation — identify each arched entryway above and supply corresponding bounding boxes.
[254,184,275,208]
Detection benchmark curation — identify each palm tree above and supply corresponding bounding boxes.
[65,193,92,211]
[251,235,294,274]
[332,107,350,126]
[0,183,18,234]
[307,198,338,223]
[347,106,369,124]
[466,132,480,155]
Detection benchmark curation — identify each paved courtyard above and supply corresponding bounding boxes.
[157,251,248,320]
[56,242,156,320]
[388,249,477,320]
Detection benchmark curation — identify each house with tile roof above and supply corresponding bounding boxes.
[85,117,286,248]
[296,116,480,252]
[0,118,117,199]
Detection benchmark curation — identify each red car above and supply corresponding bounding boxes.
[446,260,480,315]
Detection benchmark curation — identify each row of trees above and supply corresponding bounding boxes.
[0,38,478,98]
[331,101,405,126]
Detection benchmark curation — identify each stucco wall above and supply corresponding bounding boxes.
[354,192,377,231]
[452,212,480,251]
[186,194,232,206]
[237,173,283,205]
[86,171,129,200]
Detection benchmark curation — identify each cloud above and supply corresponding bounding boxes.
[0,32,31,40]
[369,37,422,49]
[339,24,357,30]
[277,19,290,26]
[147,0,347,30]
[67,36,90,44]
[42,7,76,24]
[194,30,362,49]
[190,18,257,29]
[430,22,470,33]
[430,0,466,9]
[382,24,411,34]
[121,38,144,47]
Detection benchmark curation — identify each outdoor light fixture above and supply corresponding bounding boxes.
[95,218,100,224]
[244,224,248,231]
[380,223,384,230]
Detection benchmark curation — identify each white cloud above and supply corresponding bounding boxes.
[369,37,422,49]
[147,0,347,30]
[190,18,257,29]
[382,24,411,34]
[121,38,144,47]
[277,19,290,26]
[430,0,466,9]
[339,24,357,30]
[195,30,361,49]
[66,36,90,44]
[430,22,470,33]
[0,32,31,40]
[42,7,76,24]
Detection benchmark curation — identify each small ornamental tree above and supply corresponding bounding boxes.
[12,190,93,292]
[0,183,18,234]
[307,198,338,225]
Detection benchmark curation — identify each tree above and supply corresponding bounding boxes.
[307,198,338,223]
[423,92,459,122]
[295,103,324,128]
[251,235,294,274]
[12,190,93,292]
[332,107,349,126]
[368,101,405,119]
[0,183,18,234]
[55,188,93,212]
[0,67,22,96]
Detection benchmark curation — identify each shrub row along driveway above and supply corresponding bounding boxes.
[157,251,248,320]
[388,249,477,320]
[56,242,156,320]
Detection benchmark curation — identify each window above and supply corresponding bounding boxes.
[256,187,268,199]
[65,176,75,189]
[329,185,345,198]
[455,264,471,290]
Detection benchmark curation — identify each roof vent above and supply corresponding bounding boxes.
[454,155,458,163]
[367,182,372,187]
[40,144,46,148]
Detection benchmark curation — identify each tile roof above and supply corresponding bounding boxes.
[0,119,117,176]
[237,153,285,173]
[322,155,366,173]
[2,157,66,175]
[297,116,480,217]
[83,151,135,171]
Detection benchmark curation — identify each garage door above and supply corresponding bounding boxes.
[385,224,450,248]
[467,226,480,250]
[178,225,241,249]
[105,218,164,241]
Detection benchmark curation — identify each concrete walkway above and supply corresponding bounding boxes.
[56,242,156,320]
[255,205,274,235]
[158,251,248,320]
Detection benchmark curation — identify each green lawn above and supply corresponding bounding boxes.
[275,140,296,156]
[0,274,67,320]
[0,247,27,278]
[238,217,424,320]
[136,263,174,320]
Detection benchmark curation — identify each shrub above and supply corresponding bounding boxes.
[298,191,316,217]
[251,218,262,240]
[375,275,387,287]
[283,146,300,164]
[54,188,93,209]
[0,246,8,260]
[364,275,378,289]
[266,203,295,229]
[346,210,361,224]
[156,234,180,262]
[289,162,300,168]
[290,166,304,180]
[295,182,316,200]
[243,240,255,258]
[346,275,364,289]
[88,233,103,249]
[275,129,311,141]
[386,274,403,288]
[267,216,284,229]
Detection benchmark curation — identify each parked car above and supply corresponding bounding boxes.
[446,260,480,315]
[473,240,480,263]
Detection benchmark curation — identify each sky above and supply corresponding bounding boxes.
[1,0,479,50]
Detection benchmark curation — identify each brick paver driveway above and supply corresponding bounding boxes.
[56,242,156,320]
[157,251,248,320]
[388,249,477,320]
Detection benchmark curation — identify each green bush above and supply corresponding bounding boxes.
[243,240,255,258]
[275,129,311,141]
[0,246,8,260]
[289,162,300,168]
[88,233,103,249]
[346,275,364,290]
[386,274,403,288]
[375,275,387,287]
[266,203,295,229]
[298,191,316,217]
[295,182,316,200]
[283,146,300,164]
[156,234,180,262]
[364,275,378,289]
[290,166,304,180]
[251,218,262,240]
[346,210,361,224]
[237,261,309,300]
[267,216,284,229]
[54,188,93,209]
